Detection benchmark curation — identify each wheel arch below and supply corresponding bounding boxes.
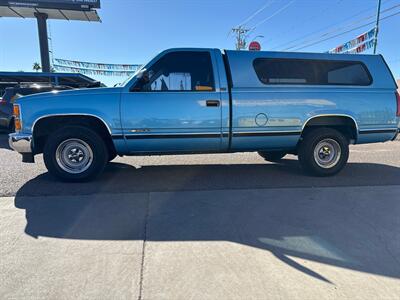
[32,113,112,134]
[301,114,359,143]
[32,114,116,156]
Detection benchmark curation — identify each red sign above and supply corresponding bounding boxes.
[249,41,261,51]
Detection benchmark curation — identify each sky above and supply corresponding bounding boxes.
[0,0,399,87]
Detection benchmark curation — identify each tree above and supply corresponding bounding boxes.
[32,62,41,72]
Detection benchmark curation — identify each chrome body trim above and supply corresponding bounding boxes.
[31,113,112,134]
[9,133,33,153]
[302,114,359,132]
[359,128,398,134]
[232,130,301,135]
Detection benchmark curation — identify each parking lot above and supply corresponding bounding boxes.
[1,132,400,299]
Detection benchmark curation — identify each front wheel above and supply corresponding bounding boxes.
[298,128,349,176]
[43,126,108,182]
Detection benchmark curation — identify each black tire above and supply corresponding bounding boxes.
[258,151,287,162]
[8,118,15,133]
[108,151,117,162]
[298,128,349,176]
[43,126,108,182]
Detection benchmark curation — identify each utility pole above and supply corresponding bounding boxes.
[232,26,250,50]
[373,0,382,54]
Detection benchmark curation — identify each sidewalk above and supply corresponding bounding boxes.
[1,185,400,299]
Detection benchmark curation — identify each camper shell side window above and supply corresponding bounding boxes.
[253,58,373,86]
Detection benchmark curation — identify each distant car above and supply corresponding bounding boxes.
[0,71,104,96]
[0,84,73,132]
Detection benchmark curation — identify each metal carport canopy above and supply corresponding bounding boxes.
[0,0,101,21]
[0,1,101,72]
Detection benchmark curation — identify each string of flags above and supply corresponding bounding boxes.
[328,28,376,54]
[54,58,141,71]
[53,58,142,76]
[53,65,138,77]
[340,39,375,55]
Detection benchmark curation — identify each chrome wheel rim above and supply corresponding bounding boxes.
[56,138,93,174]
[313,139,341,169]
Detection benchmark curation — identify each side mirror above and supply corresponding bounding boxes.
[130,69,149,92]
[136,69,148,79]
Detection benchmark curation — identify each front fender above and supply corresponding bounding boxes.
[18,90,122,136]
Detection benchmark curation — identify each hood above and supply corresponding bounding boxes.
[16,87,122,103]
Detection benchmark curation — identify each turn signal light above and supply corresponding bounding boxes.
[14,119,22,131]
[13,104,20,118]
[13,104,22,131]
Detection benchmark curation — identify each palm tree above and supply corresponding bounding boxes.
[32,62,41,72]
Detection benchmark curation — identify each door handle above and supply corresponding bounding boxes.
[206,100,220,107]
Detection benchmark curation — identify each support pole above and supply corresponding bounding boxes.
[34,12,51,72]
[373,0,382,54]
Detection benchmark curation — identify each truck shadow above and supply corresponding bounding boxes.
[13,161,400,283]
[13,159,400,196]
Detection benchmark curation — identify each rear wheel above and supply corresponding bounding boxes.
[298,128,349,176]
[43,126,108,181]
[258,151,287,162]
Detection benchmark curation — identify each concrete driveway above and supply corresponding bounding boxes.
[1,133,399,299]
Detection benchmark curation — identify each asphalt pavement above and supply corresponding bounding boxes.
[1,133,400,197]
[1,132,400,299]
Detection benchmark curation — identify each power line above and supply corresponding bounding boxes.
[283,3,400,51]
[267,0,343,46]
[249,0,296,33]
[231,0,288,49]
[231,0,274,50]
[271,0,399,51]
[292,10,400,51]
[236,0,274,27]
[273,6,376,50]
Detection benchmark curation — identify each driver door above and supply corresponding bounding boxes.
[120,50,222,153]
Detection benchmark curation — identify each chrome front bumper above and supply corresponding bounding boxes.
[9,133,33,153]
[393,129,400,141]
[396,130,400,141]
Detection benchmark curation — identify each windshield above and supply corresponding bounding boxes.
[118,64,145,87]
[119,52,162,87]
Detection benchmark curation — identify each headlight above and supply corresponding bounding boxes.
[13,104,22,131]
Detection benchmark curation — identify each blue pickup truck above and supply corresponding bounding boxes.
[9,48,400,181]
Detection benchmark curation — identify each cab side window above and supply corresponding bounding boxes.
[134,51,215,92]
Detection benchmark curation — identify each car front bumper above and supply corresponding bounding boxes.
[9,133,33,153]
